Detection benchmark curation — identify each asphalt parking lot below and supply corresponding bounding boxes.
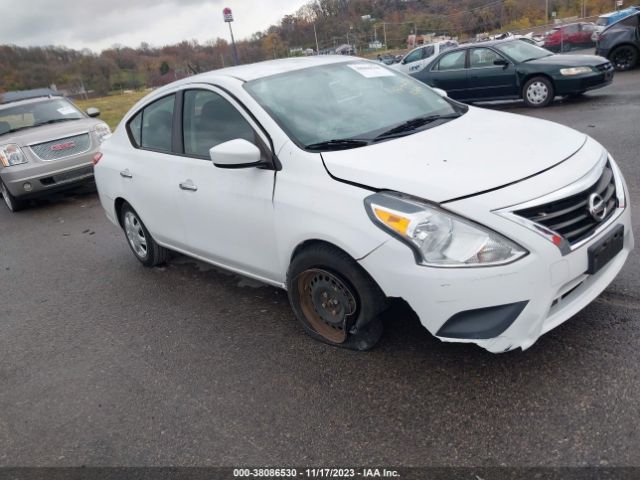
[1,68,639,468]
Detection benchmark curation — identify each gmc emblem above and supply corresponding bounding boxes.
[50,141,76,151]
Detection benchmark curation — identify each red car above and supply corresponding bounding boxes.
[544,22,596,52]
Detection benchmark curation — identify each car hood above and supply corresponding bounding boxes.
[526,54,607,67]
[0,118,103,147]
[322,107,587,203]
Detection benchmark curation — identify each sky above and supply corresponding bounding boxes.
[1,0,309,52]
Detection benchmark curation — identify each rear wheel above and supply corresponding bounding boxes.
[287,244,388,351]
[1,180,26,212]
[119,203,169,267]
[523,76,554,108]
[610,45,638,71]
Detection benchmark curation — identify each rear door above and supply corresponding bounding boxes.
[420,49,469,100]
[467,47,518,99]
[120,93,188,249]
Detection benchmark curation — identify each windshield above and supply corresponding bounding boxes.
[244,61,462,149]
[596,17,609,26]
[494,40,552,62]
[0,98,84,135]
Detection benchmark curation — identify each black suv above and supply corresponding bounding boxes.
[596,11,640,71]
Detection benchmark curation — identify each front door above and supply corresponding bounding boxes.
[176,87,279,281]
[466,47,518,100]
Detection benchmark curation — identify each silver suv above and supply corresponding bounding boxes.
[0,89,111,212]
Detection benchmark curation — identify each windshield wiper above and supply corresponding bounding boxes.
[374,113,462,141]
[305,138,371,151]
[32,118,80,127]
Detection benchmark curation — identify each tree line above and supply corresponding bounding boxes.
[0,0,616,96]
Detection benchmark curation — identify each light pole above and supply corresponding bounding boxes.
[223,7,239,65]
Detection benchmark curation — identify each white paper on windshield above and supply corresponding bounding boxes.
[57,106,77,115]
[347,63,395,78]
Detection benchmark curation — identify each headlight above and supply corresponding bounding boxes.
[365,192,528,267]
[93,123,111,143]
[0,144,28,167]
[560,66,592,76]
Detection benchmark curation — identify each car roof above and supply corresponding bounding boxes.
[0,88,62,105]
[174,55,357,84]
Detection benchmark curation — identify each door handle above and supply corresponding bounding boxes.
[120,169,132,179]
[179,181,198,192]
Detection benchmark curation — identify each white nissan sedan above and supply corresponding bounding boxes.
[95,56,633,353]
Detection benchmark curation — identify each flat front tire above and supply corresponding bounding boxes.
[287,243,388,351]
[1,180,26,212]
[523,76,554,108]
[119,203,169,267]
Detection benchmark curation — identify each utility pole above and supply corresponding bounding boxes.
[545,0,548,23]
[383,22,387,50]
[313,23,320,54]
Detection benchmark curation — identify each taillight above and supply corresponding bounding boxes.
[92,152,103,165]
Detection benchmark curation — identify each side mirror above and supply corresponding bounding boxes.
[432,88,448,98]
[210,139,264,169]
[493,58,509,68]
[86,107,100,117]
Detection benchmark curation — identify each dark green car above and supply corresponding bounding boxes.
[412,39,614,107]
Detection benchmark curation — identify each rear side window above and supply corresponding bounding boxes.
[618,14,639,28]
[182,89,256,158]
[127,94,175,152]
[435,50,466,71]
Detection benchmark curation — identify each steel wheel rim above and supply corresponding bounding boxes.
[124,211,148,258]
[1,182,13,211]
[526,81,548,105]
[297,269,357,344]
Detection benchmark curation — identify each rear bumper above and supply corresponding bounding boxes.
[0,153,95,198]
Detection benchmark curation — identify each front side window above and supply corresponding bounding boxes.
[182,90,256,158]
[132,95,175,152]
[436,51,466,71]
[469,48,503,68]
[244,61,462,149]
[404,48,423,64]
[423,45,435,57]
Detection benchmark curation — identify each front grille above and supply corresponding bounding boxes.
[515,161,618,246]
[595,62,614,72]
[40,165,94,186]
[30,133,91,161]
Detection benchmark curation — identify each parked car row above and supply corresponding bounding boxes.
[0,89,110,211]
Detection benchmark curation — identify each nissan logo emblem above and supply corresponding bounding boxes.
[588,193,607,222]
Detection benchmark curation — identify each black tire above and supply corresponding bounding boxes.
[1,180,27,212]
[610,45,639,71]
[522,76,555,108]
[287,243,388,351]
[119,202,169,267]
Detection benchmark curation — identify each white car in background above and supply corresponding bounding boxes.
[391,40,459,75]
[95,56,633,353]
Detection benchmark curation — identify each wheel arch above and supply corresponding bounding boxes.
[520,72,555,97]
[114,197,128,227]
